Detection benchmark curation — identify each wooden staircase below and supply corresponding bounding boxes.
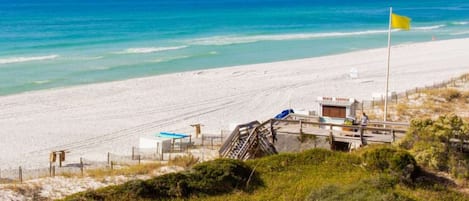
[219,120,277,160]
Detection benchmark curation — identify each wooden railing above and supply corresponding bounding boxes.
[219,121,260,158]
[236,119,277,160]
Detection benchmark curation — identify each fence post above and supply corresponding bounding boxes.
[80,157,84,177]
[138,155,141,165]
[299,120,303,134]
[161,149,164,161]
[391,129,395,143]
[111,161,114,170]
[49,162,52,177]
[359,127,365,145]
[52,166,55,177]
[107,152,110,166]
[132,146,135,160]
[59,152,62,168]
[19,166,22,183]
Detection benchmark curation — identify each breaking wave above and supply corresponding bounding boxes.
[187,30,388,46]
[451,21,468,25]
[118,46,188,54]
[150,55,190,63]
[0,55,59,65]
[31,80,52,85]
[450,31,469,36]
[413,25,446,30]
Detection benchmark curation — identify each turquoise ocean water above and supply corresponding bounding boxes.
[1,0,468,96]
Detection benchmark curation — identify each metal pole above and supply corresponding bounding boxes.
[384,7,393,122]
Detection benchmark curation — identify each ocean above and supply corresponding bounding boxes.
[1,0,468,96]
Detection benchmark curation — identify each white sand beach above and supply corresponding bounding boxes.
[1,38,468,169]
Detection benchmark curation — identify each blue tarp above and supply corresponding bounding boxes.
[274,109,294,119]
[157,132,190,139]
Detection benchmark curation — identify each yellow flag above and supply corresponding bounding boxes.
[391,13,411,30]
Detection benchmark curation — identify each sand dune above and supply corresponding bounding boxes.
[1,38,468,169]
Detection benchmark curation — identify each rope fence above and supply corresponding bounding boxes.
[361,74,469,111]
[0,132,228,184]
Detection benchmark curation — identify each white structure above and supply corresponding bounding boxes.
[316,97,359,129]
[317,97,358,119]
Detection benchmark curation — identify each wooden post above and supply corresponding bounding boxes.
[391,129,395,143]
[111,161,114,170]
[132,146,135,160]
[19,166,22,183]
[52,166,55,177]
[49,162,52,177]
[329,131,334,150]
[220,129,224,144]
[59,152,62,168]
[80,157,84,177]
[191,124,202,138]
[360,126,365,145]
[299,120,303,134]
[189,135,192,149]
[169,139,174,161]
[107,152,110,166]
[160,149,164,161]
[201,134,205,147]
[138,155,141,165]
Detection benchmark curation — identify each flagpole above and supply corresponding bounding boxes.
[384,7,392,122]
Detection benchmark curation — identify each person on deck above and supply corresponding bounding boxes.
[361,112,369,127]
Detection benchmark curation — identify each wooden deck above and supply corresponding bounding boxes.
[274,118,408,146]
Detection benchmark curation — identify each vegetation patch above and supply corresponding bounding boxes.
[361,146,417,184]
[306,176,412,201]
[399,115,469,179]
[61,159,261,201]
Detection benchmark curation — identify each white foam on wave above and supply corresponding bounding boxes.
[450,31,469,36]
[451,21,468,25]
[69,56,104,61]
[119,46,188,54]
[413,25,446,30]
[150,55,190,63]
[31,80,52,85]
[0,55,59,65]
[187,30,388,46]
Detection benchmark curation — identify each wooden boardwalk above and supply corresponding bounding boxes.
[219,114,409,160]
